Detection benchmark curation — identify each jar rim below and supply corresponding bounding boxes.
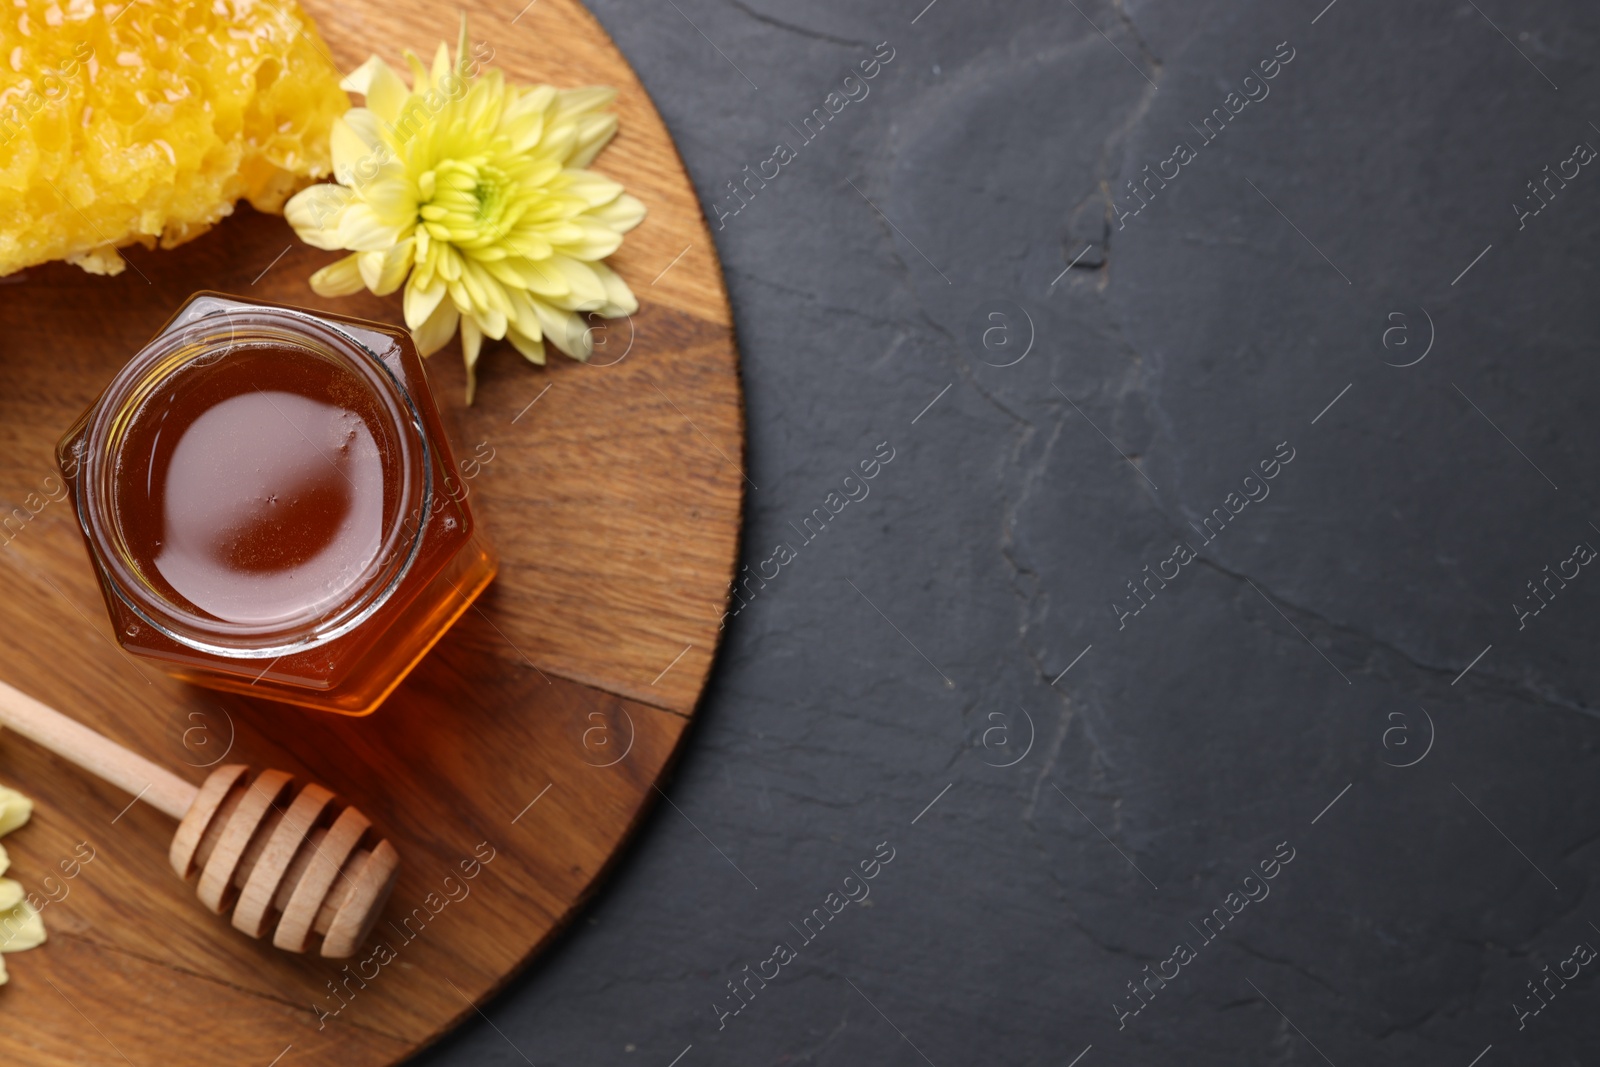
[71,305,432,659]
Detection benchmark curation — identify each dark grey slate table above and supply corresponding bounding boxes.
[420,1,1600,1062]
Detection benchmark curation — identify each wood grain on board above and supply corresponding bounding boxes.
[0,0,743,1062]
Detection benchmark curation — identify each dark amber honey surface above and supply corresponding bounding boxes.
[59,293,498,715]
[115,344,398,630]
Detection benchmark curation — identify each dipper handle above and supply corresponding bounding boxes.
[0,678,197,819]
[0,678,399,957]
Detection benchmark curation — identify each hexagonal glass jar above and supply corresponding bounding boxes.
[56,293,497,715]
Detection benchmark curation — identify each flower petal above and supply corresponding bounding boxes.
[503,232,554,262]
[508,290,543,341]
[533,221,584,246]
[337,201,411,252]
[429,41,452,92]
[533,300,593,361]
[460,314,484,404]
[482,257,526,292]
[507,326,546,365]
[591,261,639,316]
[503,257,564,298]
[404,275,448,329]
[331,109,389,185]
[310,253,367,296]
[339,55,384,96]
[503,111,547,155]
[403,50,430,93]
[0,879,19,913]
[590,193,646,234]
[538,121,579,166]
[358,238,415,296]
[479,307,508,340]
[465,71,508,138]
[344,57,413,126]
[547,255,608,310]
[458,263,490,312]
[436,244,464,283]
[411,296,460,357]
[567,113,618,169]
[285,184,355,249]
[556,171,626,208]
[454,13,470,84]
[519,84,560,118]
[364,178,421,230]
[554,86,617,122]
[555,221,623,261]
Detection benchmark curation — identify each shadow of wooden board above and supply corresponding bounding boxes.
[0,0,743,1062]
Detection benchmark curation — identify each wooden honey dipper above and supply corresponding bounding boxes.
[0,679,398,958]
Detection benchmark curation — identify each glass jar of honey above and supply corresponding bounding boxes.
[56,293,498,715]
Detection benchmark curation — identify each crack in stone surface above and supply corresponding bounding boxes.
[730,268,918,334]
[1111,0,1164,70]
[1190,555,1600,720]
[724,0,874,49]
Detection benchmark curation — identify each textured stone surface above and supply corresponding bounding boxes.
[419,1,1600,1063]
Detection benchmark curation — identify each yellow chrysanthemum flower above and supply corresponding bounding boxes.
[285,21,645,401]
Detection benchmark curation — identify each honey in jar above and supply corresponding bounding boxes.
[57,293,497,715]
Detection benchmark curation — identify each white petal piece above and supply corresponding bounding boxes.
[0,786,31,838]
[0,899,44,952]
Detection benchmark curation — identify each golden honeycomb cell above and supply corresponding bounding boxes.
[0,0,349,276]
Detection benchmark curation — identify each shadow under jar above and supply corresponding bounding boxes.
[57,293,498,715]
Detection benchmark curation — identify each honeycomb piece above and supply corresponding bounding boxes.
[0,0,349,276]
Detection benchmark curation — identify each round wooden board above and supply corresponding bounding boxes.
[0,1,743,1063]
